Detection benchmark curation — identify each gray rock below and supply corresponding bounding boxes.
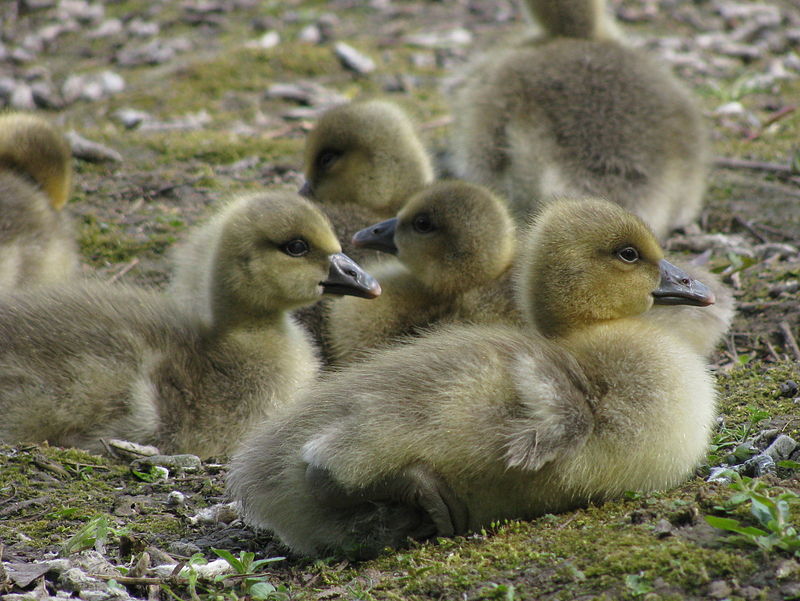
[112,108,151,129]
[58,568,106,593]
[245,31,280,49]
[127,19,159,37]
[334,42,375,74]
[298,24,321,44]
[708,579,731,599]
[741,453,775,477]
[764,434,798,461]
[88,19,124,39]
[168,491,187,506]
[66,131,123,163]
[10,83,36,110]
[265,81,346,106]
[132,453,202,471]
[58,0,104,24]
[167,541,201,557]
[31,80,64,109]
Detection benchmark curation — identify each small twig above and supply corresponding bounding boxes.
[764,339,781,363]
[732,215,768,243]
[726,333,738,360]
[107,258,140,283]
[779,321,800,362]
[714,156,796,175]
[746,105,797,141]
[419,115,453,131]
[60,459,110,471]
[91,574,164,585]
[736,300,793,313]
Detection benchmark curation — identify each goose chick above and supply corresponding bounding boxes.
[228,197,717,558]
[0,191,380,458]
[327,180,520,364]
[301,99,434,219]
[0,112,78,288]
[449,0,709,238]
[295,100,434,361]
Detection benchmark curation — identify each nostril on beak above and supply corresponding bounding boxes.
[681,278,690,286]
[345,268,357,278]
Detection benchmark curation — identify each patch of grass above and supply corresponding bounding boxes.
[79,214,177,266]
[141,130,301,166]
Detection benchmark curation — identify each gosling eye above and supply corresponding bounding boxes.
[317,150,341,171]
[412,213,436,234]
[282,239,310,257]
[616,246,640,263]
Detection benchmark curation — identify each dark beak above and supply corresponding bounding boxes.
[322,253,382,299]
[352,218,398,254]
[652,259,715,306]
[298,180,313,199]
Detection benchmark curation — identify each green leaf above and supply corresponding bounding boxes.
[705,515,769,537]
[249,581,278,600]
[61,515,110,556]
[211,547,244,573]
[778,460,800,470]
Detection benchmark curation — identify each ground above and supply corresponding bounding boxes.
[1,0,800,600]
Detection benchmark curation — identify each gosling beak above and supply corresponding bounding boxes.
[352,218,398,254]
[298,180,313,199]
[652,259,715,307]
[322,253,382,299]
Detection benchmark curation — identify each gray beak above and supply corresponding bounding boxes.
[652,259,715,306]
[321,253,382,299]
[298,180,313,198]
[352,218,399,254]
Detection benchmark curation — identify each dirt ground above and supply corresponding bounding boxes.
[1,0,800,600]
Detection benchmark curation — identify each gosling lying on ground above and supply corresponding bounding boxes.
[0,191,379,458]
[326,180,520,364]
[228,197,717,558]
[0,112,79,289]
[449,0,709,238]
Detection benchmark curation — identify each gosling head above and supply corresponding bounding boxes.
[211,191,381,322]
[352,181,516,296]
[517,198,714,337]
[0,112,72,210]
[300,100,434,216]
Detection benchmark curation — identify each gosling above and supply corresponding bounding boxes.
[449,0,710,238]
[326,180,520,363]
[0,191,379,458]
[0,112,79,289]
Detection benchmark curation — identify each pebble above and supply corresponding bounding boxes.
[334,42,376,74]
[764,434,798,461]
[127,19,159,37]
[265,81,346,106]
[741,453,775,477]
[245,31,280,49]
[66,131,123,163]
[167,491,187,506]
[62,71,125,104]
[131,453,202,471]
[112,108,151,129]
[10,84,36,110]
[403,28,472,48]
[707,580,731,600]
[780,381,799,397]
[88,19,123,39]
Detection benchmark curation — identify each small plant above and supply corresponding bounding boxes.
[61,515,131,557]
[705,471,800,556]
[624,573,654,597]
[707,405,770,466]
[212,548,288,600]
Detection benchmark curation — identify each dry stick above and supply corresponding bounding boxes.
[420,115,453,131]
[107,257,140,283]
[779,321,800,362]
[765,338,781,363]
[91,574,164,585]
[714,156,796,174]
[732,215,768,244]
[746,105,798,141]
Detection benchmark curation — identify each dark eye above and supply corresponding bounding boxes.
[412,213,435,234]
[616,246,639,263]
[317,150,340,171]
[282,239,309,257]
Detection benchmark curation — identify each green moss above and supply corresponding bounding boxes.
[142,130,300,165]
[79,214,177,266]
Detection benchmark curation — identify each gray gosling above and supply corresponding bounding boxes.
[227,197,717,558]
[0,112,79,289]
[327,180,520,364]
[449,0,710,238]
[0,191,380,458]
